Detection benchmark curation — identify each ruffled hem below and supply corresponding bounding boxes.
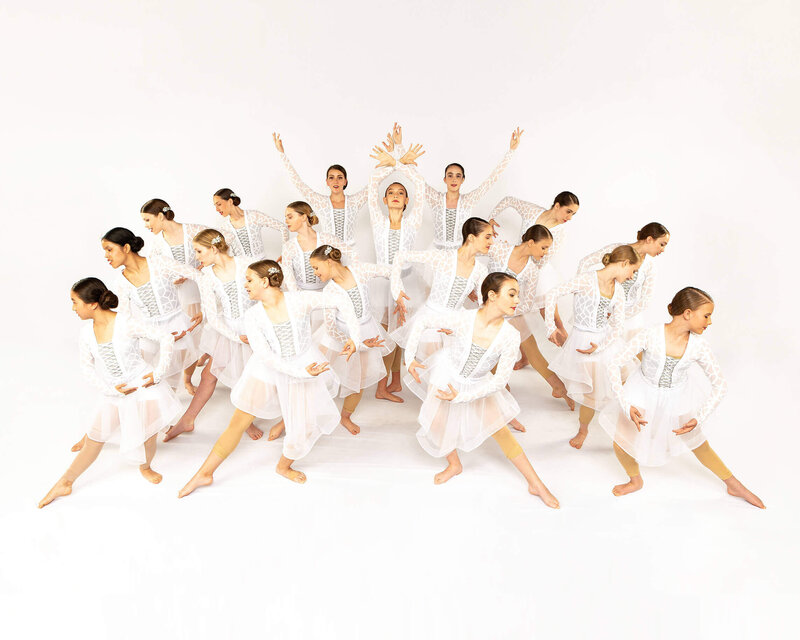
[199,328,252,389]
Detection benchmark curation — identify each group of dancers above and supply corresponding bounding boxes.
[38,124,765,510]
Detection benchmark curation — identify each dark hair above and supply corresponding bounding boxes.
[481,272,517,304]
[287,200,319,226]
[72,277,119,310]
[668,287,713,316]
[444,163,465,178]
[249,260,284,289]
[102,227,144,253]
[552,191,579,208]
[521,224,553,243]
[310,244,343,263]
[637,222,669,241]
[194,228,230,254]
[384,181,408,211]
[140,198,174,221]
[601,245,641,266]
[461,217,491,245]
[326,164,348,191]
[215,188,241,207]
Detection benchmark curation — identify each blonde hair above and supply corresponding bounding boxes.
[193,228,230,253]
[288,200,319,226]
[601,244,641,266]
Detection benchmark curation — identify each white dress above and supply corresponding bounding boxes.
[112,251,202,389]
[598,325,728,466]
[544,272,638,410]
[281,231,358,292]
[487,238,544,341]
[148,222,207,315]
[313,263,395,397]
[367,164,426,331]
[390,249,489,360]
[403,148,516,249]
[279,152,368,248]
[405,309,521,457]
[218,209,290,259]
[79,313,181,464]
[231,291,358,460]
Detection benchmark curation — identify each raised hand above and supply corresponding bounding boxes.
[141,372,156,388]
[488,218,500,237]
[115,381,137,395]
[382,133,394,153]
[399,143,425,166]
[629,406,647,431]
[407,359,425,384]
[370,145,396,168]
[392,122,402,145]
[575,342,598,354]
[435,383,458,401]
[673,418,697,435]
[272,132,285,153]
[305,361,331,377]
[553,328,568,346]
[509,126,524,151]
[394,291,409,326]
[341,338,357,361]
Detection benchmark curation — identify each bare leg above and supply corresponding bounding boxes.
[611,442,644,496]
[434,450,463,484]
[268,420,286,440]
[165,360,218,442]
[387,346,403,392]
[692,441,765,509]
[570,405,594,449]
[184,361,198,396]
[513,349,529,370]
[139,434,162,484]
[520,335,574,411]
[492,426,559,508]
[71,434,87,452]
[341,391,363,435]
[376,375,403,403]
[39,438,105,508]
[276,455,307,484]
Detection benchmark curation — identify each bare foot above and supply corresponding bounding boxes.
[387,377,403,393]
[140,466,163,484]
[276,464,306,484]
[434,461,463,484]
[163,421,194,442]
[513,352,529,371]
[612,475,644,496]
[546,373,575,410]
[178,472,213,498]
[375,388,404,403]
[38,479,73,508]
[246,424,264,440]
[569,427,588,449]
[341,415,361,435]
[268,421,285,441]
[726,477,766,509]
[197,353,210,368]
[71,435,86,452]
[529,483,560,508]
[509,418,526,432]
[184,377,197,397]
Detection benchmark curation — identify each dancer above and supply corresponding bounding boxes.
[213,187,290,259]
[391,217,493,361]
[404,272,559,508]
[39,278,180,508]
[274,133,367,248]
[396,127,523,249]
[178,261,360,497]
[310,245,394,434]
[544,245,642,449]
[102,227,201,391]
[599,287,764,507]
[161,229,263,442]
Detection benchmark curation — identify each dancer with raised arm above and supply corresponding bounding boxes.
[274,133,367,248]
[405,273,559,508]
[544,245,642,449]
[213,187,289,259]
[178,261,360,497]
[599,287,764,508]
[39,278,180,508]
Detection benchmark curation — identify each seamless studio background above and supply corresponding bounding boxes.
[1,1,798,639]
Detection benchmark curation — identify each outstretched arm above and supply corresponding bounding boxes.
[128,316,177,383]
[462,128,523,205]
[607,328,650,417]
[248,210,291,244]
[274,133,328,210]
[577,243,620,274]
[544,272,592,337]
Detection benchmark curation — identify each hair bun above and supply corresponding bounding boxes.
[601,253,612,266]
[131,236,145,252]
[99,290,119,310]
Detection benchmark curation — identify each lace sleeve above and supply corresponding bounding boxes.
[577,243,620,274]
[694,340,728,426]
[248,209,290,243]
[544,272,592,336]
[608,328,650,417]
[453,328,521,404]
[279,153,328,210]
[126,316,176,384]
[405,309,462,366]
[626,262,656,318]
[368,166,394,230]
[79,334,119,396]
[244,308,311,378]
[317,287,361,346]
[597,290,626,352]
[358,261,393,282]
[489,195,540,228]
[463,149,515,205]
[280,242,299,292]
[395,163,426,232]
[316,231,359,264]
[349,184,369,212]
[391,249,439,300]
[199,273,241,343]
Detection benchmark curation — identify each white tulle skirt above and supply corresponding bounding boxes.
[624,313,645,341]
[140,310,202,390]
[314,316,394,397]
[177,278,201,311]
[199,323,252,389]
[87,376,182,464]
[230,347,340,460]
[549,326,638,410]
[406,349,520,457]
[598,369,710,466]
[369,268,427,333]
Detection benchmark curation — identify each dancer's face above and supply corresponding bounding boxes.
[553,202,578,224]
[643,234,670,257]
[383,183,408,210]
[472,225,494,254]
[101,240,127,269]
[687,302,714,334]
[326,170,347,194]
[529,238,552,260]
[309,257,332,282]
[140,212,164,234]
[70,291,94,320]
[243,269,266,300]
[443,165,464,192]
[615,260,639,283]
[213,196,233,217]
[284,207,307,232]
[488,280,520,316]
[193,243,218,268]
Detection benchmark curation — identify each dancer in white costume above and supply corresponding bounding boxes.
[544,245,642,449]
[309,245,394,434]
[178,261,360,497]
[274,132,367,248]
[391,217,492,361]
[161,229,263,443]
[102,227,201,392]
[487,224,573,411]
[405,272,559,508]
[598,287,764,508]
[577,222,670,338]
[39,278,180,508]
[213,187,290,259]
[397,127,523,249]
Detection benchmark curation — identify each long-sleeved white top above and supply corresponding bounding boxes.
[405,308,521,404]
[607,325,728,427]
[148,223,207,268]
[487,238,542,316]
[79,313,175,397]
[544,271,626,351]
[245,289,360,378]
[113,251,186,323]
[577,243,656,318]
[218,210,290,258]
[401,149,515,249]
[321,262,392,343]
[280,231,358,292]
[489,196,568,268]
[279,152,368,247]
[390,249,488,312]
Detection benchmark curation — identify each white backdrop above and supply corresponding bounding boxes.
[1,1,798,639]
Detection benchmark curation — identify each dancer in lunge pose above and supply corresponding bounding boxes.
[404,272,559,508]
[598,287,764,508]
[213,187,289,259]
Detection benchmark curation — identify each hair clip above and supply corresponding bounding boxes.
[324,246,332,256]
[210,235,222,245]
[267,267,280,275]
[162,206,170,213]
[230,192,238,199]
